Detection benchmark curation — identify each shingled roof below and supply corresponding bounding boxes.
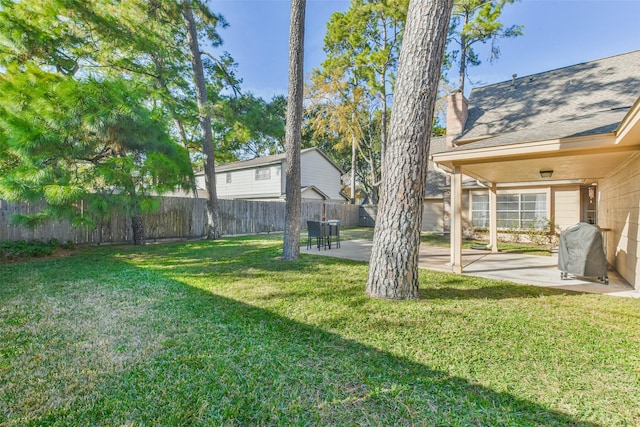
[214,151,287,172]
[208,147,343,174]
[425,136,448,197]
[454,50,640,149]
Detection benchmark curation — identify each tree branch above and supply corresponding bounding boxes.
[200,51,242,97]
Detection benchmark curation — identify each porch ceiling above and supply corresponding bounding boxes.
[433,130,640,184]
[457,149,636,184]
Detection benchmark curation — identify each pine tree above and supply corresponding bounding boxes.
[282,0,306,260]
[366,0,453,299]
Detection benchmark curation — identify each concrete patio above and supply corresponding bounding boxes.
[301,239,640,298]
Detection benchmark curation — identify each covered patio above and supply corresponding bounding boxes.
[429,51,640,291]
[300,240,640,298]
[301,239,639,297]
[432,122,639,276]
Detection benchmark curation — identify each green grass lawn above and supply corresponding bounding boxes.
[1,236,639,425]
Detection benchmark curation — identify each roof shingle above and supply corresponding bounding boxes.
[457,50,640,146]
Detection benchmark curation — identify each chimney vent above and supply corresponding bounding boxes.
[511,73,517,89]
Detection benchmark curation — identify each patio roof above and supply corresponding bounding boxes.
[433,51,640,185]
[458,50,640,144]
[445,108,627,153]
[433,100,640,184]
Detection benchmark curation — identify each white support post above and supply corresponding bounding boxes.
[452,166,463,273]
[489,183,498,253]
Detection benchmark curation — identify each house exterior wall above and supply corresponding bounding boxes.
[362,201,447,231]
[300,150,344,201]
[301,189,325,200]
[551,186,581,232]
[442,192,472,235]
[462,191,471,234]
[191,149,344,202]
[422,199,445,231]
[598,153,640,290]
[212,164,283,199]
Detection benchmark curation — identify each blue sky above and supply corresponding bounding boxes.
[211,0,640,100]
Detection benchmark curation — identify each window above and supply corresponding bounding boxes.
[471,194,489,228]
[471,192,547,230]
[255,167,271,181]
[226,173,232,184]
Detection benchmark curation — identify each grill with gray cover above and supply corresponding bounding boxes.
[558,222,608,284]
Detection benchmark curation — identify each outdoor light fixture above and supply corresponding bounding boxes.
[539,170,554,178]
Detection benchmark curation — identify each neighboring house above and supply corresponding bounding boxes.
[430,50,640,290]
[193,148,347,203]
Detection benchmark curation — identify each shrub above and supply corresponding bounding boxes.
[0,239,73,262]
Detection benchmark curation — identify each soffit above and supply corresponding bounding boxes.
[455,148,637,184]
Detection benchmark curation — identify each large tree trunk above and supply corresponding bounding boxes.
[366,0,453,299]
[380,71,388,182]
[282,0,306,260]
[131,214,145,246]
[380,16,390,184]
[183,2,221,239]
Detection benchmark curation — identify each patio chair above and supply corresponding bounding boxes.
[307,221,329,250]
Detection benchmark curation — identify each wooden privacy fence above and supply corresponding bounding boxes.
[0,197,360,245]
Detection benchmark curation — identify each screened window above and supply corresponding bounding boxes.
[255,168,271,181]
[471,192,547,230]
[226,172,232,184]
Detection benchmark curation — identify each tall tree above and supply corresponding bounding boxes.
[306,70,381,203]
[0,0,239,242]
[307,68,366,203]
[308,0,408,203]
[366,0,453,299]
[214,94,286,161]
[0,69,193,245]
[448,0,523,93]
[356,0,408,177]
[182,1,222,239]
[282,0,306,260]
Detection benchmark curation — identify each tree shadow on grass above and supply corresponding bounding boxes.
[418,272,579,301]
[136,245,567,304]
[120,239,585,303]
[0,242,607,426]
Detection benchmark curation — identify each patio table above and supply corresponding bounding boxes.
[322,220,341,249]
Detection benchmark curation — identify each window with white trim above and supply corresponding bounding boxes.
[471,192,547,230]
[226,172,232,184]
[255,167,271,181]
